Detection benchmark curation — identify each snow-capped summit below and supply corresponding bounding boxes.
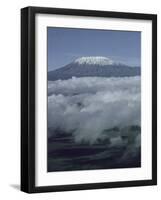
[74,56,114,66]
[48,56,140,81]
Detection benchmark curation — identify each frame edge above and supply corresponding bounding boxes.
[152,14,157,185]
[21,7,36,193]
[21,7,30,193]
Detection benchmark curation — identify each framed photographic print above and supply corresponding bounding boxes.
[21,6,157,193]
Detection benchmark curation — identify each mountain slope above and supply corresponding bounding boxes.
[48,57,140,81]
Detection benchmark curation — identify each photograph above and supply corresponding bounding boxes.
[47,27,141,172]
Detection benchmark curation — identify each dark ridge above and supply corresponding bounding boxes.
[48,62,140,81]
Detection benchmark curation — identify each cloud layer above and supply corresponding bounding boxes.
[48,76,141,145]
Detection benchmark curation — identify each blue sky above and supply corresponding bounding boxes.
[48,27,141,71]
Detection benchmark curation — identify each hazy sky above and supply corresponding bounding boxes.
[48,27,141,71]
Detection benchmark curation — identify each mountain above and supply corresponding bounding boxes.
[48,57,140,81]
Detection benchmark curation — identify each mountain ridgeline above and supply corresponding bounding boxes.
[48,57,140,81]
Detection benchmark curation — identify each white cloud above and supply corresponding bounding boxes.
[48,76,141,146]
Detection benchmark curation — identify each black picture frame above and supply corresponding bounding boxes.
[21,6,157,193]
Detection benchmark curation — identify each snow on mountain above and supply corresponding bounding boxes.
[48,56,140,81]
[74,56,114,66]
